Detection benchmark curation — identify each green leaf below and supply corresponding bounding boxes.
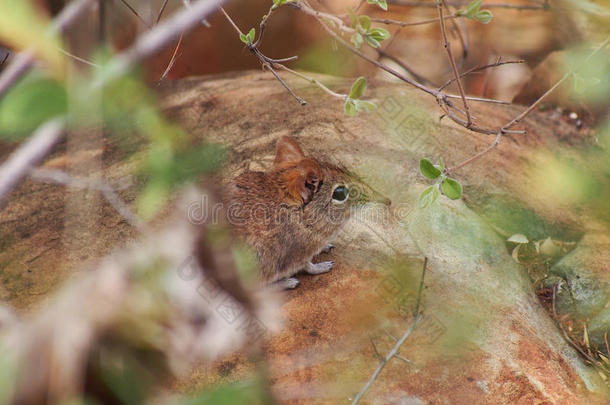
[438,157,445,172]
[355,100,377,112]
[349,76,367,99]
[344,99,357,116]
[367,0,388,11]
[364,35,380,48]
[368,27,390,41]
[474,10,493,23]
[350,32,363,48]
[419,185,440,208]
[0,74,67,140]
[420,158,441,179]
[239,33,248,44]
[358,15,371,31]
[464,0,482,16]
[441,177,463,200]
[247,27,255,43]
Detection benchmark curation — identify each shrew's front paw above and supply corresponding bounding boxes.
[306,261,334,275]
[277,277,300,289]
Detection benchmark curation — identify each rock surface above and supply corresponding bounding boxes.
[157,71,609,403]
[1,70,608,403]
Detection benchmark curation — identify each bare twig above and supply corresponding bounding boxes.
[0,52,9,67]
[58,48,100,67]
[389,1,549,10]
[351,257,427,405]
[438,0,471,127]
[118,0,150,27]
[502,36,609,131]
[0,0,95,99]
[273,65,346,99]
[445,130,502,174]
[371,14,457,27]
[0,119,65,206]
[437,58,524,91]
[94,0,226,88]
[30,168,147,232]
[158,32,184,83]
[156,0,170,24]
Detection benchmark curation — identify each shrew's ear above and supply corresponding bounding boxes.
[274,136,306,168]
[278,159,323,205]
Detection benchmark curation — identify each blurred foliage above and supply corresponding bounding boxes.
[0,0,63,75]
[0,71,67,139]
[182,378,269,405]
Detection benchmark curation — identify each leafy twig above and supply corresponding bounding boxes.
[0,119,66,206]
[351,257,428,405]
[219,7,307,105]
[0,0,95,99]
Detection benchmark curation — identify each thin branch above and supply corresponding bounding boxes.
[438,0,471,127]
[375,48,432,86]
[157,32,184,84]
[0,52,9,68]
[0,0,95,99]
[389,1,549,10]
[273,65,346,99]
[371,14,457,27]
[445,130,502,174]
[351,257,427,405]
[156,0,170,24]
[30,168,147,232]
[58,48,100,67]
[438,58,524,91]
[93,0,227,88]
[220,7,307,105]
[118,0,150,27]
[0,118,65,207]
[1,0,226,209]
[445,94,509,104]
[354,0,366,12]
[502,36,609,131]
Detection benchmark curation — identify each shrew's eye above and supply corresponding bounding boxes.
[332,185,349,202]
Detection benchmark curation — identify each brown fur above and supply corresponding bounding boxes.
[224,136,357,284]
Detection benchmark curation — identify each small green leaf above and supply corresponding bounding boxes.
[358,15,371,31]
[350,32,363,48]
[438,157,445,172]
[419,185,440,208]
[368,27,390,41]
[247,27,255,43]
[367,0,388,11]
[474,10,493,23]
[355,100,376,112]
[420,158,441,179]
[344,99,357,116]
[464,0,482,16]
[508,234,529,244]
[349,76,367,99]
[364,35,380,48]
[239,33,248,44]
[441,177,463,200]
